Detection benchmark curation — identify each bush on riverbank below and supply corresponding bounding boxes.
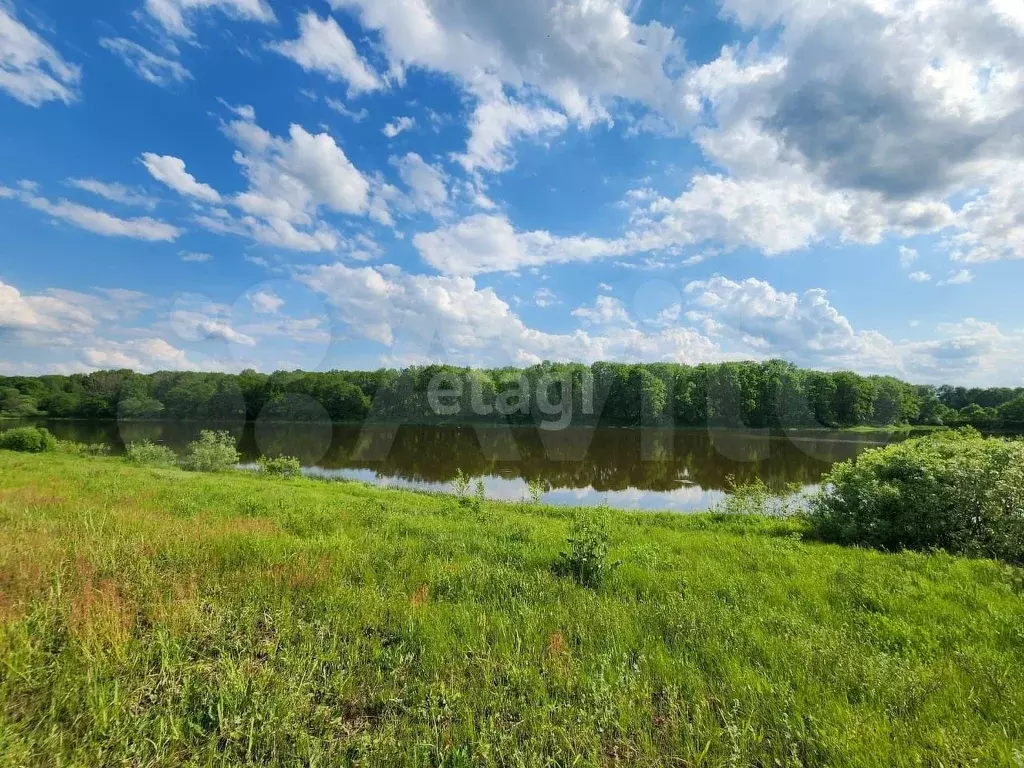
[812,429,1024,562]
[0,426,57,453]
[124,440,178,468]
[257,455,302,478]
[179,430,240,473]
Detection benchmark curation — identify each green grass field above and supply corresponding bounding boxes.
[0,452,1022,766]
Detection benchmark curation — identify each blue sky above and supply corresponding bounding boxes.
[1,0,1023,384]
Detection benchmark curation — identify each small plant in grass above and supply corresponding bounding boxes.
[124,440,177,468]
[471,479,486,512]
[257,455,303,478]
[452,469,470,499]
[0,426,58,453]
[527,478,545,505]
[180,430,240,473]
[554,506,619,589]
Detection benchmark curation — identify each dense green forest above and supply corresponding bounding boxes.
[1,360,1023,429]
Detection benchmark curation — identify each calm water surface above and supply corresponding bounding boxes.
[4,419,917,511]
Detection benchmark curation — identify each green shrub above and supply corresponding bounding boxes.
[452,469,470,499]
[527,479,545,505]
[124,440,178,468]
[257,455,303,478]
[554,507,620,589]
[180,430,240,473]
[811,429,1024,563]
[715,476,806,518]
[0,426,58,453]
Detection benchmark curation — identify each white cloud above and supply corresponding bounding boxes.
[169,308,256,346]
[648,0,1024,265]
[0,279,95,333]
[391,152,448,216]
[99,37,191,87]
[684,276,900,372]
[949,166,1024,263]
[908,271,932,283]
[330,0,687,127]
[82,337,195,372]
[598,283,613,292]
[0,2,81,106]
[325,97,369,122]
[176,107,378,251]
[66,178,158,209]
[300,261,720,367]
[571,295,633,326]
[141,153,221,203]
[455,84,568,173]
[382,115,415,138]
[0,182,181,241]
[675,275,1024,385]
[180,251,212,262]
[939,269,974,286]
[250,288,284,313]
[143,0,275,38]
[533,287,559,308]
[271,12,383,95]
[898,246,919,268]
[414,213,629,275]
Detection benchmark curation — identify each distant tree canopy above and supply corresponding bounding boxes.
[0,362,1021,430]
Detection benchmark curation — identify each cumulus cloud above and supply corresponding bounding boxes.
[682,275,1024,384]
[82,337,195,372]
[908,271,932,283]
[382,115,415,138]
[0,3,80,106]
[141,153,221,203]
[456,85,567,174]
[299,261,720,367]
[271,12,383,95]
[658,0,1024,263]
[533,287,559,308]
[0,279,95,333]
[0,182,181,241]
[167,107,378,252]
[250,288,284,313]
[939,269,974,286]
[898,246,919,268]
[414,214,629,275]
[100,37,191,87]
[330,0,686,127]
[143,0,275,37]
[683,276,900,372]
[391,152,448,216]
[571,296,633,326]
[170,307,256,346]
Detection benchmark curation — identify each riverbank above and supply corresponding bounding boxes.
[1,452,1022,765]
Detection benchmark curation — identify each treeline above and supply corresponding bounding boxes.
[1,361,1023,429]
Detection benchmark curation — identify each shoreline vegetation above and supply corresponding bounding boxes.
[1,431,1022,764]
[3,361,1024,432]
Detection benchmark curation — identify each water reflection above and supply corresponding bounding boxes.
[4,420,907,512]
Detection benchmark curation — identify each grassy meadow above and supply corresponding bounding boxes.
[0,451,1022,766]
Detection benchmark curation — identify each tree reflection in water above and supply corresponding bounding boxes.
[7,419,906,510]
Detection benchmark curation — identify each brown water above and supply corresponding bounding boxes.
[2,419,917,511]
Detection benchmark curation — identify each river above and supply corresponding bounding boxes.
[0,419,924,511]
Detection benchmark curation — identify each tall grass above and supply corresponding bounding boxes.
[0,452,1021,766]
